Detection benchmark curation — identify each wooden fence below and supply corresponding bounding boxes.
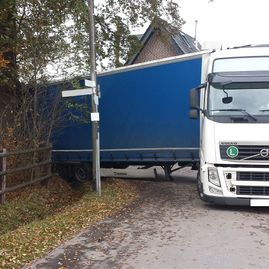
[0,145,52,204]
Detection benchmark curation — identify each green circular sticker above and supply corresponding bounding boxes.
[227,146,239,158]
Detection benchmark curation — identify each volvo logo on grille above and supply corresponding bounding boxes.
[260,149,269,158]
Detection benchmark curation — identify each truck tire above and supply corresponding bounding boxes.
[73,164,92,182]
[197,170,207,201]
[57,165,74,182]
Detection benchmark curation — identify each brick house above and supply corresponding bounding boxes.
[127,22,201,65]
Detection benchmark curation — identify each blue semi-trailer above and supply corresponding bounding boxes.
[53,51,208,181]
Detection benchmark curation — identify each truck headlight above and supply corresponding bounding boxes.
[208,167,221,187]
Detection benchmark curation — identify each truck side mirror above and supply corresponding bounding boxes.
[190,88,199,109]
[189,84,206,119]
[189,88,200,119]
[189,109,199,119]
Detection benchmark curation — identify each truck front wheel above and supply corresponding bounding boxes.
[197,171,206,201]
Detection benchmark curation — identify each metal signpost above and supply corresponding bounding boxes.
[88,0,101,196]
[62,78,101,196]
[61,0,101,196]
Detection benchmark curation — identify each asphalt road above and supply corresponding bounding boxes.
[27,167,269,269]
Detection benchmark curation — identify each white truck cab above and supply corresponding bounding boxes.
[190,47,269,206]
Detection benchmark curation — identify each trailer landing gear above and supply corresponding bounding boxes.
[163,165,174,181]
[161,164,188,181]
[161,164,190,181]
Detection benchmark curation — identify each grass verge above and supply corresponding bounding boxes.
[0,177,138,269]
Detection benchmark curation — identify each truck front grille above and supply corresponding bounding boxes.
[237,172,269,181]
[237,186,269,196]
[220,145,269,161]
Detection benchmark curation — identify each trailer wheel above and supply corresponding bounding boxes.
[73,164,92,182]
[197,171,206,201]
[57,165,74,182]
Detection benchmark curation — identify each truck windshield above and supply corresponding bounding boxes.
[208,84,269,122]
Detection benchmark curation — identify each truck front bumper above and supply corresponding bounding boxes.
[204,194,250,206]
[201,164,269,206]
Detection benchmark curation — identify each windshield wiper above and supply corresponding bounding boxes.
[211,109,257,121]
[259,109,269,112]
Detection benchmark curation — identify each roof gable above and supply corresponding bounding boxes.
[127,21,201,65]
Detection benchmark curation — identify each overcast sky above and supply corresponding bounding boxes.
[178,0,269,49]
[94,0,269,49]
[93,0,269,50]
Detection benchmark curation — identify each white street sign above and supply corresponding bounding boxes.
[91,112,100,122]
[62,88,93,98]
[85,79,96,88]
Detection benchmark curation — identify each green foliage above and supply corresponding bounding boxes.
[15,0,71,82]
[66,97,91,124]
[0,0,184,77]
[0,0,17,91]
